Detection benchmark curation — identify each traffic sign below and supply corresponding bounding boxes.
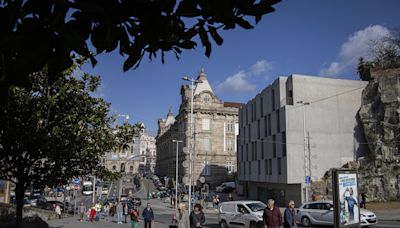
[73,185,79,191]
[199,177,205,183]
[72,178,80,185]
[305,176,311,185]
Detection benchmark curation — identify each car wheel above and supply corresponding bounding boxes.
[250,221,257,228]
[220,220,228,228]
[301,217,312,227]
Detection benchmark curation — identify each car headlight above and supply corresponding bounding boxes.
[258,215,263,218]
[361,214,366,218]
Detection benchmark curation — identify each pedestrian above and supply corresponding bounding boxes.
[175,203,190,228]
[284,200,296,228]
[55,204,62,219]
[110,202,116,216]
[215,195,220,208]
[124,203,129,223]
[227,193,233,201]
[212,196,217,209]
[142,203,154,228]
[130,206,140,228]
[117,201,124,224]
[263,199,283,228]
[189,204,205,228]
[79,203,86,222]
[360,192,367,209]
[104,203,110,221]
[90,206,97,222]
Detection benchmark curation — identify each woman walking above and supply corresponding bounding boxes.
[130,206,140,228]
[189,204,205,228]
[175,203,190,228]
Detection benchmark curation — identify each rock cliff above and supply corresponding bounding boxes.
[357,68,400,201]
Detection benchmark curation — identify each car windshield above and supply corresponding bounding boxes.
[246,202,266,212]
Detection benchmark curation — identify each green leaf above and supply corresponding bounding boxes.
[208,26,223,45]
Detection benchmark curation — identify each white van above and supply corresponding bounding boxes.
[219,200,266,228]
[216,182,236,193]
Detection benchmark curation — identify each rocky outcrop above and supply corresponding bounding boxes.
[312,68,400,202]
[357,68,400,201]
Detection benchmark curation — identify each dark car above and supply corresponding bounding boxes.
[131,197,142,206]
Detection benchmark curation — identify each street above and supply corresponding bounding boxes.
[47,177,400,228]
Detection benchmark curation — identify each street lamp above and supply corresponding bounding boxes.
[172,140,183,209]
[297,101,310,202]
[182,76,202,212]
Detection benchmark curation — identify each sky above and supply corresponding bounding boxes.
[81,0,400,134]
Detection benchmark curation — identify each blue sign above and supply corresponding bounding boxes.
[305,176,311,184]
[72,178,81,185]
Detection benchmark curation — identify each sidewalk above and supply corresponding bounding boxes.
[48,215,169,228]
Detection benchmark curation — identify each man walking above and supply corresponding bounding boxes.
[79,203,86,222]
[142,203,154,228]
[284,200,296,228]
[263,199,283,228]
[117,201,124,224]
[55,204,62,219]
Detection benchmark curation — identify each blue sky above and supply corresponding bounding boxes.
[82,0,400,134]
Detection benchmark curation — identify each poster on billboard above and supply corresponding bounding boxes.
[333,169,360,228]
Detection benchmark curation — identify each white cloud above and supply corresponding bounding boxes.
[216,71,256,93]
[250,60,273,76]
[216,59,273,94]
[319,25,391,76]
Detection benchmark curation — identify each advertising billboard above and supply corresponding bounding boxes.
[333,169,360,228]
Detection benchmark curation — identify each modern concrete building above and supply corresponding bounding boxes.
[237,74,368,206]
[102,126,156,175]
[155,69,242,188]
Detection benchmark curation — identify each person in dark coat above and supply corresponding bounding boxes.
[142,203,154,228]
[263,199,283,228]
[189,204,205,228]
[284,200,296,228]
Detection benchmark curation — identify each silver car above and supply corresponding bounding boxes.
[296,200,377,227]
[219,200,266,228]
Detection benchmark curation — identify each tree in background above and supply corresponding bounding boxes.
[0,61,135,228]
[0,0,281,105]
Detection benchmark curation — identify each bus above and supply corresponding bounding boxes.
[82,181,93,196]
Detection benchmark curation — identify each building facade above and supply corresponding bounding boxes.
[102,126,156,175]
[237,74,368,206]
[155,69,242,188]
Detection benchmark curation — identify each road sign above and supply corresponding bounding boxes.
[182,177,189,185]
[199,177,205,183]
[72,178,80,185]
[73,185,79,191]
[182,160,188,168]
[305,176,311,184]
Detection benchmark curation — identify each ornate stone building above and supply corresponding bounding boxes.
[102,126,156,175]
[155,69,242,188]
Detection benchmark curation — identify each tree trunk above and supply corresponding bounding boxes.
[15,182,25,228]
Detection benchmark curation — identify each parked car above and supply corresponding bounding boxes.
[296,200,377,227]
[218,200,266,228]
[131,197,142,206]
[216,182,236,193]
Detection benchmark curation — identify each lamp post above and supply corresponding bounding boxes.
[297,101,310,202]
[182,76,202,212]
[172,140,183,209]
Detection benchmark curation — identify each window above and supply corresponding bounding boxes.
[265,159,268,175]
[287,90,293,105]
[112,165,116,171]
[244,162,246,175]
[202,160,210,175]
[226,161,234,175]
[272,135,276,158]
[269,159,272,175]
[227,120,234,132]
[246,144,249,161]
[264,116,268,137]
[260,96,264,117]
[278,157,281,175]
[261,139,265,159]
[227,140,233,152]
[248,125,251,143]
[203,138,210,151]
[202,119,210,130]
[237,204,250,214]
[254,102,257,120]
[272,89,275,111]
[282,132,286,157]
[255,141,258,160]
[130,166,133,172]
[257,120,260,139]
[246,107,249,124]
[258,160,261,175]
[203,94,210,103]
[268,114,271,136]
[131,145,134,154]
[276,109,280,133]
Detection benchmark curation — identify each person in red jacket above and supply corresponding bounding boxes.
[90,206,97,222]
[263,199,283,228]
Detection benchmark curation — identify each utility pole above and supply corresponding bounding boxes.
[172,140,183,209]
[92,176,96,205]
[182,76,202,211]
